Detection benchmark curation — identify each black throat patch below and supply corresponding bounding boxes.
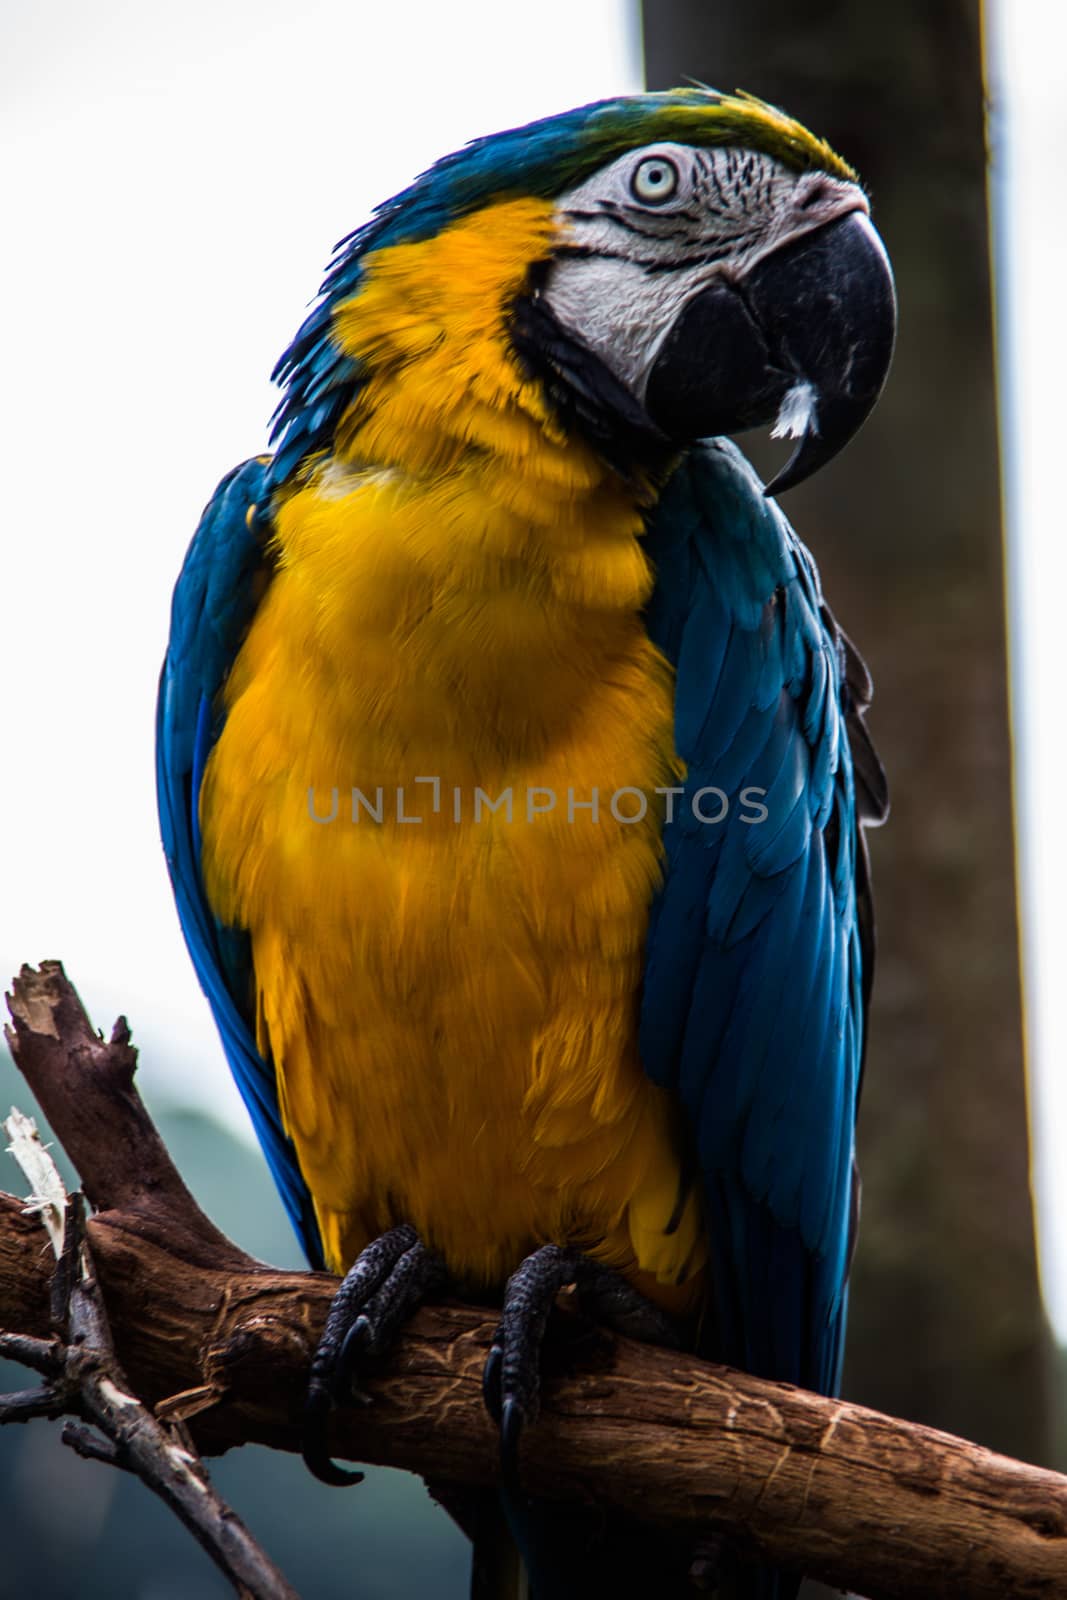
[507,261,676,485]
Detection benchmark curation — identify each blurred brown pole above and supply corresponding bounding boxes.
[640,1,1052,1469]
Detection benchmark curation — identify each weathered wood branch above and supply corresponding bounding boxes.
[2,1080,298,1600]
[0,1183,299,1600]
[3,962,1067,1600]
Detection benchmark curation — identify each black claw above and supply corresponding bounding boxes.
[337,1314,372,1387]
[302,1386,365,1486]
[302,1224,444,1489]
[482,1342,504,1423]
[480,1245,684,1491]
[479,1245,578,1489]
[499,1395,525,1492]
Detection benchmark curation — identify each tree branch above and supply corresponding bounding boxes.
[3,961,1067,1600]
[2,1084,298,1600]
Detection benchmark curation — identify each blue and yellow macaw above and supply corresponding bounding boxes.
[158,89,891,1598]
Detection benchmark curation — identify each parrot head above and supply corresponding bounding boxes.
[271,89,895,495]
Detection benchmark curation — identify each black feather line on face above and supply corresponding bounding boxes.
[507,261,675,486]
[566,203,694,243]
[553,240,738,275]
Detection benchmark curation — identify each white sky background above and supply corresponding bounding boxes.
[3,2,1066,1341]
[0,0,641,1131]
[988,2,1067,1342]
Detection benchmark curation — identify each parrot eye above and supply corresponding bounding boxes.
[630,155,680,206]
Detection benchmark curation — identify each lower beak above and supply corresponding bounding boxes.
[643,211,897,495]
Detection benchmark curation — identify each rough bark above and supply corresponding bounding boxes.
[1,962,1064,1600]
[4,1182,1067,1600]
[0,1188,300,1600]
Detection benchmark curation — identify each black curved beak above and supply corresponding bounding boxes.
[643,211,896,496]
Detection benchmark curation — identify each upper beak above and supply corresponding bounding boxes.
[643,211,897,496]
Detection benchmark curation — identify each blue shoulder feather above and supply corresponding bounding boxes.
[156,458,324,1268]
[641,439,882,1396]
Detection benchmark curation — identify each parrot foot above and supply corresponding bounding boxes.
[303,1223,446,1487]
[481,1245,681,1491]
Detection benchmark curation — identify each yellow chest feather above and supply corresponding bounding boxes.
[200,201,704,1302]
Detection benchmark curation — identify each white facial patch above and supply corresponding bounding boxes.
[542,248,708,403]
[539,142,866,405]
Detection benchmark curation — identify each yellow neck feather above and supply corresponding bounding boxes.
[263,200,666,758]
[332,198,583,488]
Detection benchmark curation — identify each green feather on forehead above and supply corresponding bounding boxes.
[561,89,857,188]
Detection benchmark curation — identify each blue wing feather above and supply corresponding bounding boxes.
[156,458,324,1268]
[641,439,880,1400]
